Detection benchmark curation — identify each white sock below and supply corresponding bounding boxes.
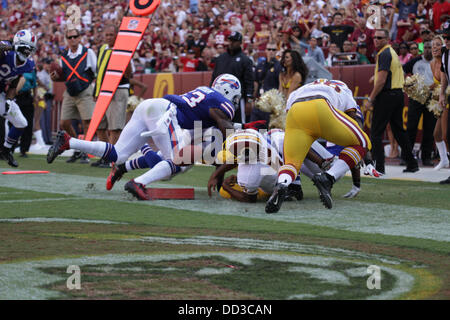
[34,130,45,146]
[326,159,350,181]
[436,141,449,163]
[277,173,293,186]
[134,160,172,186]
[69,138,107,158]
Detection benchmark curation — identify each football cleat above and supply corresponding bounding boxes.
[106,163,126,190]
[47,130,71,163]
[312,173,334,209]
[342,185,361,198]
[0,147,18,167]
[124,179,150,200]
[265,184,288,214]
[288,183,303,201]
[78,152,90,164]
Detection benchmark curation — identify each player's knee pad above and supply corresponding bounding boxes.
[339,145,366,169]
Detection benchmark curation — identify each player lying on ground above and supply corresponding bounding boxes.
[0,30,37,167]
[207,128,336,203]
[265,79,373,213]
[47,74,266,200]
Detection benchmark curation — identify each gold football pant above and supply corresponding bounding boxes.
[279,98,371,181]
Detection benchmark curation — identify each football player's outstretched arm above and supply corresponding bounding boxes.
[222,175,258,203]
[207,163,237,197]
[209,108,235,137]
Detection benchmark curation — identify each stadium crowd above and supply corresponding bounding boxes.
[1,0,449,73]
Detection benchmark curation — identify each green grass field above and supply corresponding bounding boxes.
[0,154,449,300]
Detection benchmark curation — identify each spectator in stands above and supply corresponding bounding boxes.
[306,35,326,66]
[155,49,175,73]
[325,42,341,67]
[395,0,419,22]
[50,27,96,164]
[322,12,354,51]
[349,15,375,63]
[278,49,309,100]
[385,2,400,42]
[398,42,413,64]
[416,25,435,54]
[356,42,371,64]
[179,49,199,72]
[196,47,215,71]
[432,0,450,31]
[396,13,421,44]
[289,25,309,56]
[186,29,206,57]
[409,41,421,59]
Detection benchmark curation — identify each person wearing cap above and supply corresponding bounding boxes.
[179,49,199,72]
[438,20,450,184]
[356,42,371,64]
[367,28,419,174]
[396,13,420,44]
[211,31,254,124]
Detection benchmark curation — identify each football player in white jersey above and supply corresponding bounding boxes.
[207,128,335,203]
[266,79,373,212]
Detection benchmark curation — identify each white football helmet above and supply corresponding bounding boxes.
[218,129,267,164]
[212,73,242,108]
[13,29,37,61]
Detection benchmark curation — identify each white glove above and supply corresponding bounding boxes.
[363,163,382,177]
[343,185,360,198]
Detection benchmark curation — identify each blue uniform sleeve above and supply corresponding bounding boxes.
[215,98,235,120]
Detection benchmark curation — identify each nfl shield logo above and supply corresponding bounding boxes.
[128,19,139,30]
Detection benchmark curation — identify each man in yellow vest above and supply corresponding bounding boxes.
[92,24,133,167]
[366,28,418,175]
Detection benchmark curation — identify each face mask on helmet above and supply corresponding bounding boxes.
[15,45,34,60]
[13,30,37,61]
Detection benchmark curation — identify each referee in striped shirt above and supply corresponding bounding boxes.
[366,28,419,175]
